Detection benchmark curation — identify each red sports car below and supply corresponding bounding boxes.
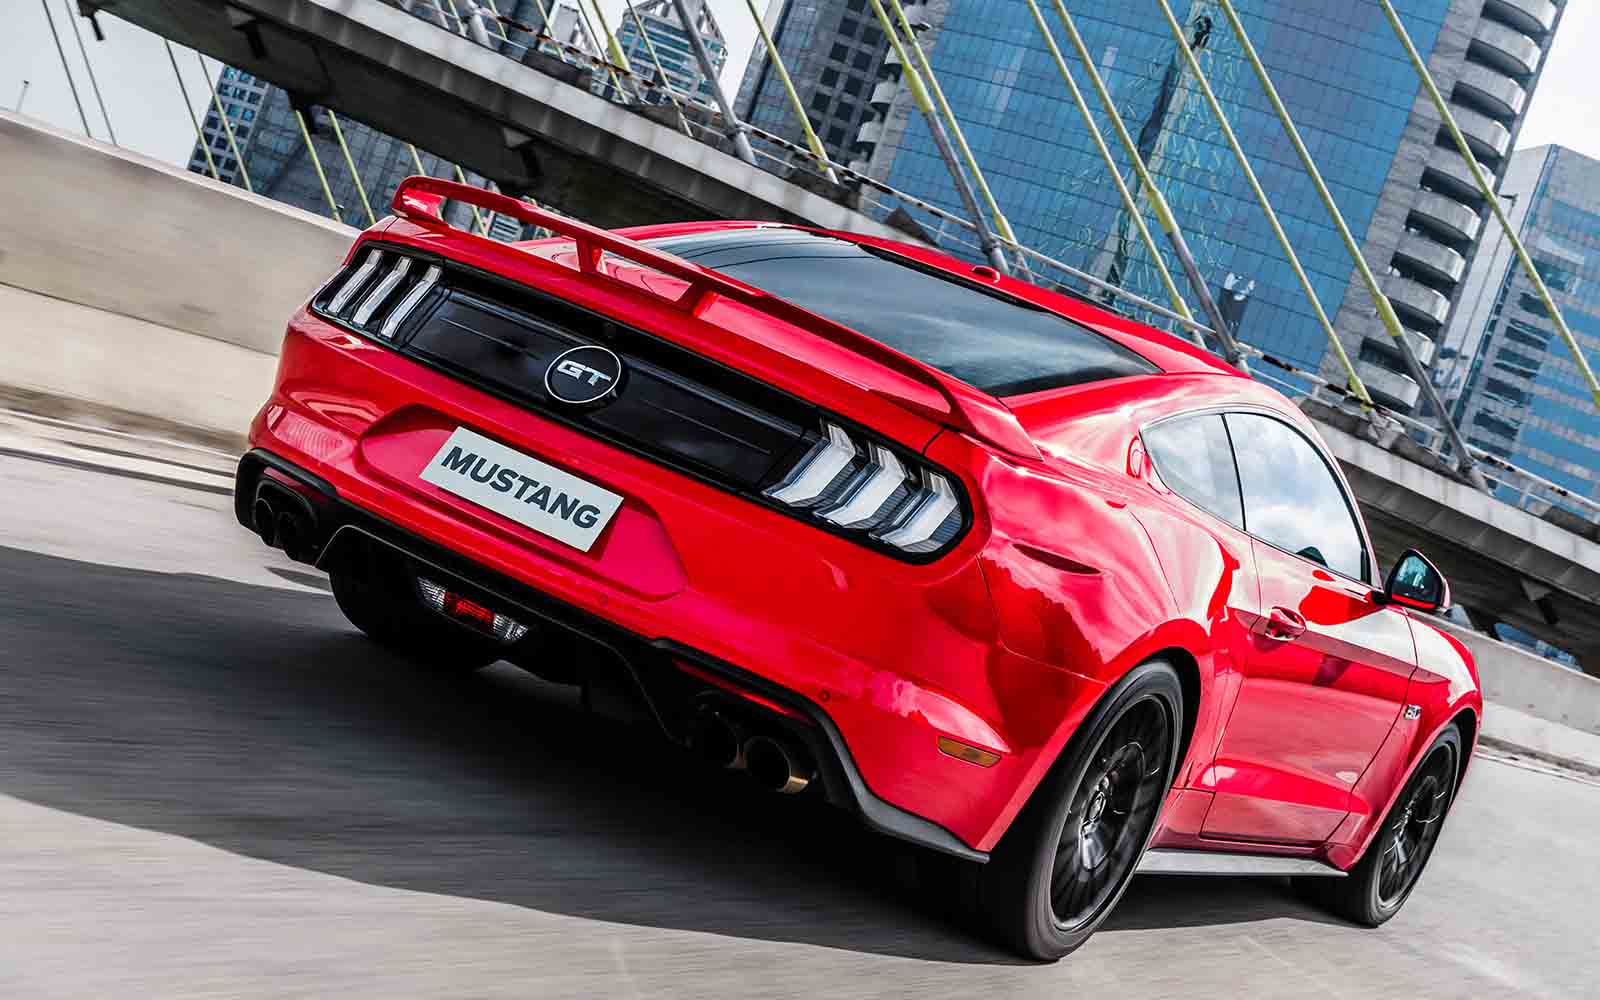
[237,177,1479,960]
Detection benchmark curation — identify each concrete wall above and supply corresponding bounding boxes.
[1434,618,1600,737]
[0,284,277,446]
[0,111,356,355]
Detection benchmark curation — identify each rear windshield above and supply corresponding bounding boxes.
[644,228,1158,396]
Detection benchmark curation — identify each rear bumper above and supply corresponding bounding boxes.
[239,447,984,861]
[241,311,1104,855]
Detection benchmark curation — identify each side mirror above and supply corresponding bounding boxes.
[1380,549,1450,614]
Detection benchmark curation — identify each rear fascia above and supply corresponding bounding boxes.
[248,303,1109,853]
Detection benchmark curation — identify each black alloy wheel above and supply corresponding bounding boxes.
[1049,697,1173,932]
[970,660,1183,961]
[1376,742,1455,909]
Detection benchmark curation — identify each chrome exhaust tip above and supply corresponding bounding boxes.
[745,735,814,795]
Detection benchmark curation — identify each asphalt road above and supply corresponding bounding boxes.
[0,422,1597,998]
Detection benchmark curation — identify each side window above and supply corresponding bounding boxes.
[1225,412,1368,580]
[1142,414,1244,529]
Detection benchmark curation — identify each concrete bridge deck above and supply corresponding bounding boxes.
[98,0,914,235]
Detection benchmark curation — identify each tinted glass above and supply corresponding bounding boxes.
[646,229,1158,396]
[1388,552,1443,607]
[1143,414,1243,529]
[1226,413,1367,580]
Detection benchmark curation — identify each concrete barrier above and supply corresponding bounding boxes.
[0,111,355,355]
[1434,618,1600,737]
[0,284,276,447]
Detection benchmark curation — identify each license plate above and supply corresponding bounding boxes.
[420,427,623,552]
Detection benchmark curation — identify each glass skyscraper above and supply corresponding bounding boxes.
[615,0,728,106]
[812,0,1562,410]
[185,65,268,188]
[1446,145,1600,508]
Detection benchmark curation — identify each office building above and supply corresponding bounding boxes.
[1444,144,1600,507]
[734,0,891,165]
[185,65,269,187]
[616,0,729,105]
[826,0,1562,411]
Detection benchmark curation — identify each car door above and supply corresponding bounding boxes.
[1199,411,1418,846]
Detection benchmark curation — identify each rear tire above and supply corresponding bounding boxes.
[329,550,500,673]
[970,660,1183,961]
[1295,724,1461,926]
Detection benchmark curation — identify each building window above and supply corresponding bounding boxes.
[830,43,848,62]
[821,68,839,86]
[843,75,864,96]
[852,49,872,70]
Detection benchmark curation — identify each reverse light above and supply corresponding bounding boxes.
[416,577,531,644]
[762,419,967,559]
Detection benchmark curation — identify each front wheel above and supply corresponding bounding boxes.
[1295,724,1461,926]
[972,660,1183,961]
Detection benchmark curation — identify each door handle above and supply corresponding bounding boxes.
[1262,606,1307,641]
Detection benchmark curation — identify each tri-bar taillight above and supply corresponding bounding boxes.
[319,247,443,340]
[763,421,965,556]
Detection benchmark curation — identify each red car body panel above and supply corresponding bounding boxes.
[245,204,1481,864]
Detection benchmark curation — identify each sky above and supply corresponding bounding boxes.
[2,1,1596,172]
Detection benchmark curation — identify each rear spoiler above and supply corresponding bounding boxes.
[390,176,1041,461]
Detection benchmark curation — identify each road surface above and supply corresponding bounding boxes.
[0,411,1596,998]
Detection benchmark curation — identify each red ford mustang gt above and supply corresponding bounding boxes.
[237,177,1479,959]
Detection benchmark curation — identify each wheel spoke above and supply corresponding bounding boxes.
[1049,696,1174,928]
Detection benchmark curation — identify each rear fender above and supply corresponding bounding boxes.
[951,435,1215,846]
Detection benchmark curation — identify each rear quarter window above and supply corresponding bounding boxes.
[1142,414,1244,529]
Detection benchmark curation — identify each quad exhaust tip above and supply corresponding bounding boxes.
[744,734,814,795]
[251,480,321,563]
